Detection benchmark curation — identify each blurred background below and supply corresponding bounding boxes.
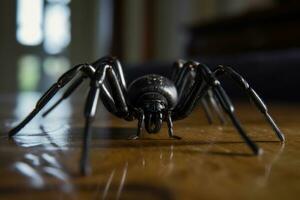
[0,0,300,102]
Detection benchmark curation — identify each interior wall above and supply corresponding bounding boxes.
[0,0,18,92]
[118,0,275,63]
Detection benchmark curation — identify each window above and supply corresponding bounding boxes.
[44,1,71,54]
[16,0,44,46]
[16,0,71,91]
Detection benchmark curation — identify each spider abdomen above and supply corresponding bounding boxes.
[127,74,178,110]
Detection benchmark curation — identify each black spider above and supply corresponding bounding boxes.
[8,56,285,175]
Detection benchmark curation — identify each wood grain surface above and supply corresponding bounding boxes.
[0,93,299,200]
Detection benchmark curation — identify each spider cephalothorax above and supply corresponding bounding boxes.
[8,56,285,175]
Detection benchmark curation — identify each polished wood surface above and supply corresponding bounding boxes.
[0,93,299,199]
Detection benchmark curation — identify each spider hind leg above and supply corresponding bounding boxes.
[214,65,285,142]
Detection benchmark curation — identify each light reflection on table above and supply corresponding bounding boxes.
[0,93,299,199]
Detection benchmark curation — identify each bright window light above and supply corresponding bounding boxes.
[16,0,44,46]
[44,4,71,54]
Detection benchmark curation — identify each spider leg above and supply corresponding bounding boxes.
[174,61,195,98]
[44,56,131,118]
[102,65,129,118]
[172,60,216,124]
[8,64,94,138]
[170,59,185,82]
[42,75,86,117]
[98,83,119,114]
[166,111,181,140]
[172,62,261,155]
[212,82,261,155]
[80,61,132,175]
[200,98,213,124]
[95,57,131,119]
[92,56,127,92]
[80,81,100,175]
[207,89,227,124]
[172,71,209,121]
[42,56,127,118]
[214,65,285,142]
[128,109,144,140]
[199,63,261,155]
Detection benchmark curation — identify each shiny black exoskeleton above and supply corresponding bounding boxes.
[8,56,285,175]
[128,74,178,134]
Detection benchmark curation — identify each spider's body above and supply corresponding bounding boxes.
[8,56,285,175]
[127,74,178,133]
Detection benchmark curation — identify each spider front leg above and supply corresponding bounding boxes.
[8,64,94,137]
[80,81,100,175]
[166,111,181,140]
[128,109,144,140]
[80,62,131,175]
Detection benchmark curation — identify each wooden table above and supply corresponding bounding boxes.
[0,93,299,199]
